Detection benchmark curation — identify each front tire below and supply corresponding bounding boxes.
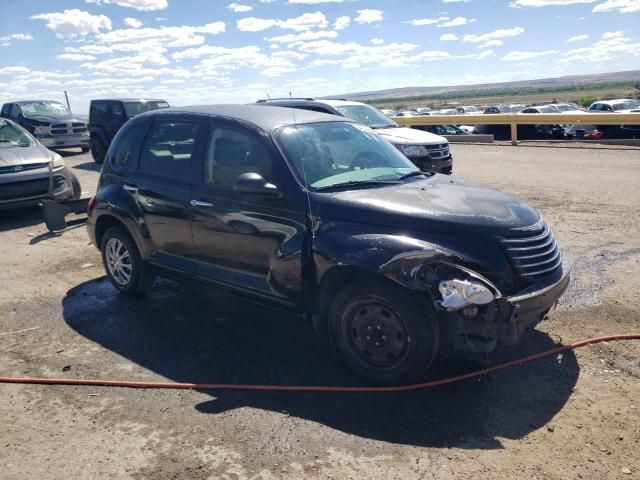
[101,226,154,295]
[81,146,90,153]
[328,277,439,384]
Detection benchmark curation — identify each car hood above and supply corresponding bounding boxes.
[23,114,86,124]
[374,126,447,145]
[312,174,540,236]
[0,143,52,166]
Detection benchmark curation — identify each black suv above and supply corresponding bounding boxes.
[87,105,570,384]
[88,98,169,163]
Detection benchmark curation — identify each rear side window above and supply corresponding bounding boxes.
[10,104,20,119]
[90,102,108,122]
[109,121,148,171]
[204,126,273,187]
[0,104,11,117]
[139,120,200,181]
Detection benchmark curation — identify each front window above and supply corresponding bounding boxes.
[124,101,170,117]
[274,121,419,189]
[0,119,34,148]
[20,101,70,117]
[333,104,398,129]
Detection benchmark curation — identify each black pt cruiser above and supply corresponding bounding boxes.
[87,105,571,384]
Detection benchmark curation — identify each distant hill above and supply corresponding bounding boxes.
[326,70,640,102]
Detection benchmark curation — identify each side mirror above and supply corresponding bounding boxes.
[233,172,280,196]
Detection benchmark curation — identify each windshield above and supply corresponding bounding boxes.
[20,101,70,117]
[334,104,398,129]
[0,120,34,148]
[124,100,170,117]
[613,103,631,111]
[462,106,480,113]
[555,104,571,111]
[274,121,419,189]
[537,106,558,113]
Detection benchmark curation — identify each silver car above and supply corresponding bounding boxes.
[0,118,80,209]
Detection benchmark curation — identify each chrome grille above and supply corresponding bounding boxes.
[0,162,49,174]
[499,223,562,280]
[50,122,87,136]
[425,143,450,159]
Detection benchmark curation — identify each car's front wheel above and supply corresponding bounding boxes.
[101,226,154,295]
[328,277,439,384]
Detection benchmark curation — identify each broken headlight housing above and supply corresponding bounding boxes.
[438,278,496,311]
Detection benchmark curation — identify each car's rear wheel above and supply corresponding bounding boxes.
[90,137,106,164]
[101,226,154,295]
[328,277,439,384]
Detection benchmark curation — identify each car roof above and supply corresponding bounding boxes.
[142,104,350,131]
[592,99,632,105]
[90,98,167,103]
[11,100,66,105]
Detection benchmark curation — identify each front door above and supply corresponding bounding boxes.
[190,121,307,303]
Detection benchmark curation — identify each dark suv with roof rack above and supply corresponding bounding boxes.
[86,104,570,384]
[89,98,169,163]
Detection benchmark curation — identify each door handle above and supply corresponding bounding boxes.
[190,199,214,207]
[123,184,138,193]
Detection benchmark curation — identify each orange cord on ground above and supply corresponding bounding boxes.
[1,334,638,393]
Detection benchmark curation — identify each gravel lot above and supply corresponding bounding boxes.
[1,144,639,479]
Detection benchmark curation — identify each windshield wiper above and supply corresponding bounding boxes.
[396,170,434,181]
[315,179,398,191]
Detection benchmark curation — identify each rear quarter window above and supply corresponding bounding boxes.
[108,120,148,172]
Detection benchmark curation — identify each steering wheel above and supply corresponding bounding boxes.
[351,151,386,170]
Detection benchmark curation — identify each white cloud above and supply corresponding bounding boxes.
[560,30,640,63]
[57,53,98,61]
[288,0,344,3]
[501,49,558,61]
[371,38,384,45]
[354,9,383,24]
[510,0,596,6]
[123,17,143,28]
[443,0,469,3]
[237,12,328,31]
[333,16,350,30]
[268,30,338,44]
[567,34,588,42]
[440,33,459,41]
[228,2,253,12]
[31,9,112,37]
[406,16,473,28]
[96,22,226,49]
[477,39,503,47]
[0,66,31,75]
[437,16,476,27]
[9,33,34,40]
[463,27,525,43]
[86,0,168,11]
[592,0,640,13]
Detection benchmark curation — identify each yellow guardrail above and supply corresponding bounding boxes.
[393,113,640,145]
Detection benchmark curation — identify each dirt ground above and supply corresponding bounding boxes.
[1,144,639,480]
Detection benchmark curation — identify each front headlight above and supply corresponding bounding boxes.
[439,279,495,311]
[33,126,49,136]
[51,153,65,170]
[396,144,428,157]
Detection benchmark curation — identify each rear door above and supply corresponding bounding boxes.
[190,120,307,303]
[127,116,205,259]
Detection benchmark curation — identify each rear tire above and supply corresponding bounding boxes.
[328,277,439,384]
[91,137,106,164]
[101,226,154,295]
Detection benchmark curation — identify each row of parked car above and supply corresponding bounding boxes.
[0,96,573,384]
[381,99,640,141]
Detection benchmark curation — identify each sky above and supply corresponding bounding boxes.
[1,0,639,114]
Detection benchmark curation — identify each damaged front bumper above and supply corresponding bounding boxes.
[440,261,572,353]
